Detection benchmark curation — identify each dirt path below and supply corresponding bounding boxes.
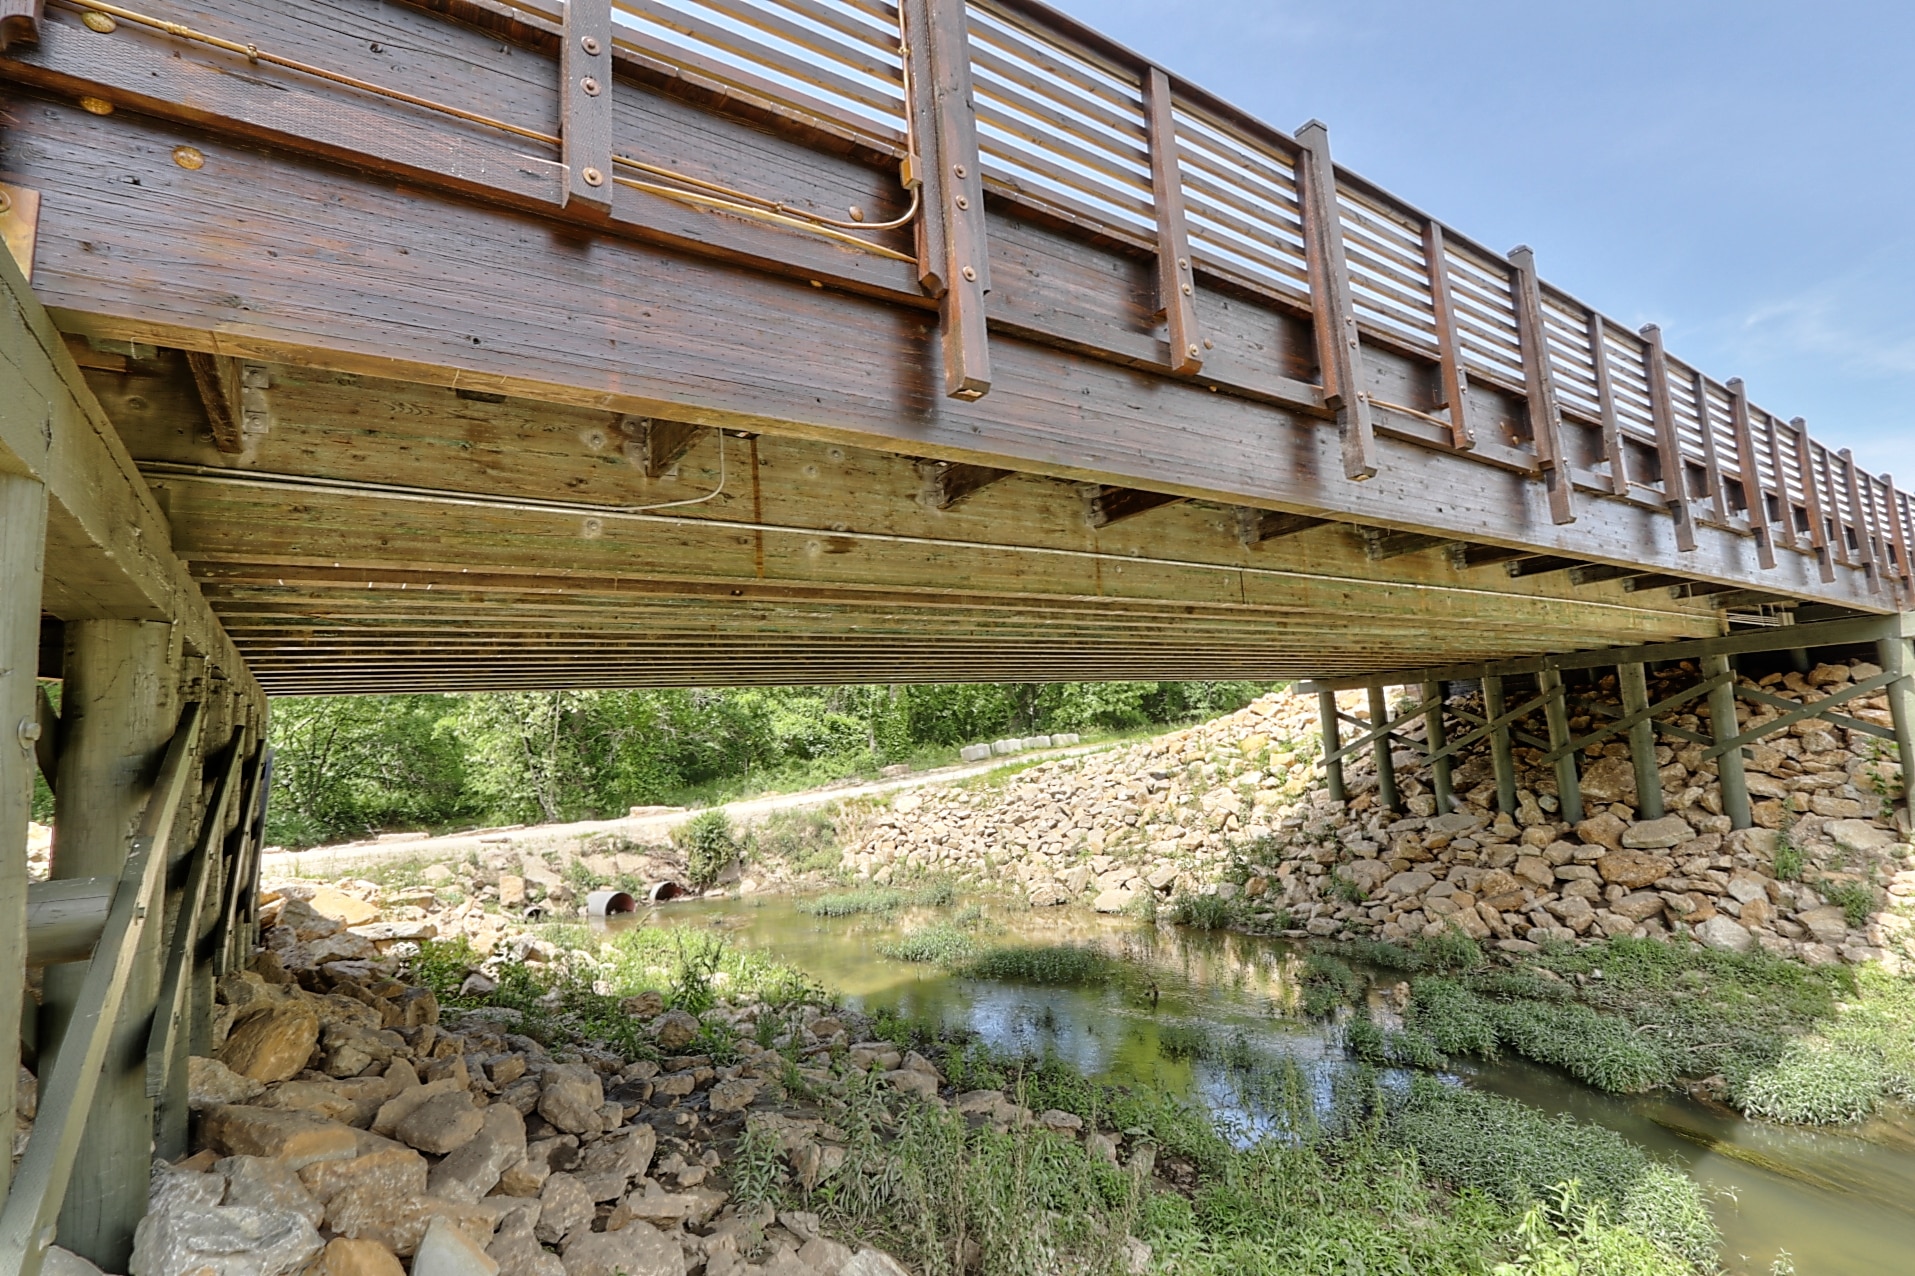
[261,741,1112,877]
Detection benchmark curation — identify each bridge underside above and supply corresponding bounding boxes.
[93,354,1727,693]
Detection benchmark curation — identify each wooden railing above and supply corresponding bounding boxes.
[483,0,1910,600]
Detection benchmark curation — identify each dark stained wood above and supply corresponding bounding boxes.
[1420,221,1474,450]
[1841,448,1878,590]
[1763,409,1799,551]
[918,460,1013,509]
[1567,563,1633,586]
[1359,528,1450,561]
[183,352,242,455]
[1886,474,1915,594]
[1143,67,1202,375]
[1237,509,1329,545]
[1794,422,1836,582]
[1294,120,1376,481]
[1588,312,1626,494]
[1457,545,1531,569]
[1506,247,1574,525]
[1726,378,1775,569]
[903,0,991,399]
[1691,368,1727,523]
[1085,486,1185,528]
[1505,555,1579,578]
[1621,573,1687,592]
[560,0,614,214]
[622,417,706,479]
[0,0,39,54]
[1640,324,1697,552]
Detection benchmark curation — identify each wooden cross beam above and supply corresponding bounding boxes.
[1085,486,1186,528]
[1539,669,1730,765]
[1237,509,1329,545]
[919,461,1014,510]
[1703,670,1900,762]
[1359,528,1452,561]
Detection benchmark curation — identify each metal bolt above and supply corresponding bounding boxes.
[0,191,12,215]
[961,266,977,282]
[953,164,967,179]
[79,95,114,116]
[17,719,39,750]
[1178,257,1189,270]
[82,11,117,32]
[581,76,601,96]
[582,166,604,186]
[1203,338,1214,349]
[955,195,969,210]
[1187,344,1200,357]
[1180,283,1193,296]
[581,35,602,55]
[172,145,205,171]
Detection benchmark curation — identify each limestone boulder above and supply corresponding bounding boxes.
[1578,756,1637,805]
[649,1011,701,1053]
[189,1056,266,1108]
[306,1238,405,1276]
[394,1090,484,1155]
[1610,892,1667,922]
[1091,888,1136,914]
[412,1217,500,1276]
[324,1188,498,1258]
[1596,850,1674,889]
[1797,905,1852,945]
[429,1101,527,1202]
[535,1173,595,1244]
[1696,914,1755,953]
[1573,810,1628,852]
[538,1065,605,1134]
[197,1105,359,1170]
[218,1004,320,1084]
[1621,816,1694,850]
[560,1223,686,1276]
[129,1198,323,1276]
[298,1146,430,1208]
[216,1155,323,1229]
[1826,819,1899,855]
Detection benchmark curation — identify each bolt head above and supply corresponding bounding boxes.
[581,76,601,96]
[581,35,602,55]
[82,11,117,32]
[961,266,977,282]
[582,166,604,186]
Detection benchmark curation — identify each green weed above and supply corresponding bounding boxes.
[674,809,740,890]
[1167,892,1244,931]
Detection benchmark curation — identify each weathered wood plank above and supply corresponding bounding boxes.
[0,472,45,1205]
[1295,120,1376,481]
[1507,247,1574,525]
[1640,324,1697,552]
[1144,68,1202,375]
[561,0,614,213]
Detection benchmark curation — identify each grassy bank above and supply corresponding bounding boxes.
[1326,932,1915,1125]
[410,925,1728,1273]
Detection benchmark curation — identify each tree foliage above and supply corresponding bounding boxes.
[262,680,1269,847]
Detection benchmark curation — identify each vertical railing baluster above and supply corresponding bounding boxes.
[1421,221,1475,450]
[1840,449,1878,591]
[560,0,614,214]
[1765,409,1800,551]
[1692,369,1727,523]
[1588,312,1626,494]
[1794,421,1835,583]
[1726,379,1775,569]
[1143,67,1203,376]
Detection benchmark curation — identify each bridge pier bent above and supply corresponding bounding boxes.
[0,0,1909,1269]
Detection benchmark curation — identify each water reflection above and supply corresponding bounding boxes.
[609,895,1915,1275]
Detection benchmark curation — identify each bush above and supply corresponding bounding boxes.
[1299,953,1362,1018]
[674,809,740,889]
[1168,892,1243,931]
[1817,877,1877,929]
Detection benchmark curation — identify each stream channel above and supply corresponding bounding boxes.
[606,895,1915,1275]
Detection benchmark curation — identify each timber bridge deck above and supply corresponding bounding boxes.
[0,0,1913,1271]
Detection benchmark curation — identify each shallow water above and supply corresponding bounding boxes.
[610,895,1915,1275]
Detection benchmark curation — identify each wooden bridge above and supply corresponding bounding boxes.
[0,0,1912,1270]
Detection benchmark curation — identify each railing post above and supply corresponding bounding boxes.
[1422,680,1453,813]
[40,620,181,1272]
[1880,625,1915,824]
[1618,662,1663,821]
[1316,688,1345,805]
[901,0,992,400]
[1726,379,1777,570]
[1640,324,1697,553]
[1142,67,1203,375]
[0,473,48,1206]
[1481,675,1519,816]
[1540,665,1583,825]
[1295,120,1376,481]
[1507,246,1575,525]
[560,0,614,214]
[1367,684,1398,813]
[1420,221,1474,450]
[1702,654,1751,829]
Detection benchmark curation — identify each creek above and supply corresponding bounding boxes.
[609,895,1915,1276]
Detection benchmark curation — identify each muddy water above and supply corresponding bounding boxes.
[611,896,1915,1275]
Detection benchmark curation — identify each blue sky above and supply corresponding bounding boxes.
[1049,0,1915,482]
